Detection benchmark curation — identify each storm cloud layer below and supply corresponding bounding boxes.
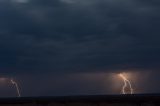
[0,0,160,74]
[0,0,160,96]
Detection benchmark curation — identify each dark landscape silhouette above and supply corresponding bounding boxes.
[0,94,160,106]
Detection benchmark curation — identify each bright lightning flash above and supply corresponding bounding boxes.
[11,79,21,97]
[119,73,133,94]
[0,78,21,97]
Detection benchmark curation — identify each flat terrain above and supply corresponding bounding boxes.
[0,94,160,105]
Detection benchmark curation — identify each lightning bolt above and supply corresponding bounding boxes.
[11,79,21,97]
[119,73,133,94]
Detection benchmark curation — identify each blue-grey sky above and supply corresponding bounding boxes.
[0,0,160,97]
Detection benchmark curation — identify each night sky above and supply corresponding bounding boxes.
[0,0,160,97]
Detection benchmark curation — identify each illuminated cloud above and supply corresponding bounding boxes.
[12,0,29,3]
[60,0,75,4]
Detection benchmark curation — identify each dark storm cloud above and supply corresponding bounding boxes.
[0,0,160,74]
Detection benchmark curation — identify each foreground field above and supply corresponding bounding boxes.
[0,94,160,106]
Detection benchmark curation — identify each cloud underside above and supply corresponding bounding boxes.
[0,0,160,74]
